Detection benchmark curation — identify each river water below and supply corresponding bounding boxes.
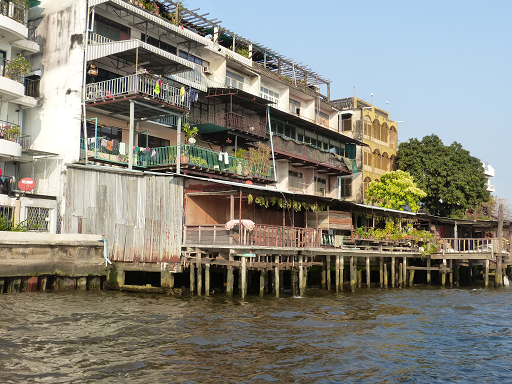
[1,287,512,383]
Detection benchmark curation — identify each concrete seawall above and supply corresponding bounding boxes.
[0,233,107,292]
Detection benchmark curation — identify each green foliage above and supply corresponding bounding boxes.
[6,54,31,77]
[395,134,490,216]
[247,194,253,204]
[366,170,426,212]
[248,142,271,176]
[182,123,198,139]
[235,47,250,59]
[0,214,28,232]
[189,156,207,167]
[234,148,247,159]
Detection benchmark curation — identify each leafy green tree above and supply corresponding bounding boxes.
[395,134,490,216]
[366,170,427,212]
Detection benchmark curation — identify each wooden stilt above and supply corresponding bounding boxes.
[299,255,304,297]
[391,257,395,288]
[227,255,234,298]
[205,264,210,296]
[241,256,247,299]
[399,263,403,288]
[260,269,265,298]
[326,255,331,290]
[303,266,308,295]
[190,263,195,295]
[350,256,356,292]
[321,257,327,290]
[291,267,298,296]
[340,256,344,292]
[409,269,415,286]
[366,257,370,288]
[20,277,29,292]
[384,262,388,288]
[495,256,502,288]
[441,259,447,286]
[449,259,453,287]
[264,264,268,293]
[426,257,431,285]
[335,255,340,293]
[454,264,459,287]
[403,257,407,287]
[379,257,383,288]
[485,259,489,288]
[197,255,203,296]
[357,267,362,289]
[39,276,47,291]
[275,255,280,298]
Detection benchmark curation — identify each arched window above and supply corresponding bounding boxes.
[373,149,381,170]
[372,119,381,141]
[389,126,397,149]
[382,152,389,172]
[363,176,372,198]
[363,147,372,167]
[381,122,388,143]
[363,116,372,137]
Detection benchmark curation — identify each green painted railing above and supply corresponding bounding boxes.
[80,141,273,179]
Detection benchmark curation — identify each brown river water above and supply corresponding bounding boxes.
[1,287,512,383]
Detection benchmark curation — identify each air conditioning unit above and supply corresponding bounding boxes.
[202,66,213,75]
[296,108,301,115]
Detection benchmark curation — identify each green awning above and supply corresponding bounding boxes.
[195,123,229,134]
[29,0,41,7]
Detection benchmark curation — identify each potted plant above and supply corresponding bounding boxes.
[248,142,271,177]
[5,54,31,81]
[182,123,198,144]
[6,125,20,142]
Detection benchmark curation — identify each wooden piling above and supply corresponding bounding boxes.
[427,257,431,284]
[299,255,304,297]
[403,257,407,287]
[227,255,234,298]
[205,264,210,296]
[190,263,196,295]
[496,204,504,287]
[274,255,280,298]
[241,257,247,299]
[0,278,4,293]
[409,269,415,286]
[335,255,340,293]
[399,263,403,288]
[303,266,308,296]
[39,276,47,291]
[321,257,327,290]
[88,277,101,290]
[197,255,203,296]
[366,257,370,288]
[20,277,29,292]
[454,264,459,287]
[264,265,268,293]
[449,259,453,287]
[326,255,331,290]
[357,268,362,289]
[441,259,447,286]
[340,256,344,292]
[379,257,384,288]
[391,257,395,288]
[384,262,388,288]
[350,256,356,292]
[260,269,266,297]
[485,259,490,288]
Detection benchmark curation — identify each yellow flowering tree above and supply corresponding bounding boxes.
[366,170,426,212]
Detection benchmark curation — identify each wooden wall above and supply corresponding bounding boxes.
[63,165,183,263]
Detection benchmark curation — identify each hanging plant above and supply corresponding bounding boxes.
[277,198,284,209]
[247,194,253,205]
[255,196,266,206]
[310,204,318,213]
[319,204,326,212]
[284,200,292,209]
[293,201,302,212]
[303,201,310,211]
[270,197,277,206]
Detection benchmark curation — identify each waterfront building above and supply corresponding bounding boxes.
[330,97,400,203]
[483,163,495,193]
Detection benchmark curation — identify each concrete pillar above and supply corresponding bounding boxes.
[485,259,490,288]
[190,263,195,295]
[384,262,388,288]
[205,264,210,296]
[161,270,174,289]
[77,277,87,290]
[326,255,331,290]
[274,255,280,298]
[391,257,395,288]
[350,256,356,292]
[403,257,407,287]
[366,257,371,288]
[427,257,431,284]
[299,255,304,297]
[227,255,234,298]
[340,256,344,292]
[241,257,247,299]
[335,255,340,293]
[260,269,266,297]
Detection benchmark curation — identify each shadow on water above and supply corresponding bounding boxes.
[1,287,512,383]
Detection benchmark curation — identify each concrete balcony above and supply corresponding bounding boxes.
[483,163,495,178]
[0,7,27,43]
[0,74,25,101]
[487,184,495,193]
[0,121,22,159]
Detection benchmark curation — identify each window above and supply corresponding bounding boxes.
[363,116,372,137]
[85,122,122,142]
[340,177,352,198]
[141,34,176,55]
[137,135,170,148]
[316,110,329,127]
[288,170,303,189]
[381,123,388,143]
[260,86,279,104]
[315,176,327,193]
[389,126,397,149]
[289,98,301,114]
[94,15,130,41]
[179,51,205,65]
[342,116,352,131]
[372,119,381,141]
[363,177,372,199]
[226,70,244,90]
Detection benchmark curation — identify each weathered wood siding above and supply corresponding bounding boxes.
[63,165,183,262]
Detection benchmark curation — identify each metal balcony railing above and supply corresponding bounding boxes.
[0,120,21,144]
[0,58,25,84]
[85,74,190,110]
[189,112,268,139]
[24,78,40,97]
[0,0,27,25]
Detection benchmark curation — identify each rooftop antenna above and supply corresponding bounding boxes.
[371,93,373,105]
[353,85,356,98]
[386,101,389,112]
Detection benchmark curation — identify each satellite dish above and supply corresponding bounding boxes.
[18,178,36,192]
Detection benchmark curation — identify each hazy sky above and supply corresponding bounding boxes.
[187,0,511,204]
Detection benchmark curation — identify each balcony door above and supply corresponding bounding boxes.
[0,51,6,77]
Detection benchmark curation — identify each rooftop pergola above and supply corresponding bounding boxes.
[157,1,330,87]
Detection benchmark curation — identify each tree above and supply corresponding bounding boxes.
[366,170,427,212]
[395,134,490,216]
